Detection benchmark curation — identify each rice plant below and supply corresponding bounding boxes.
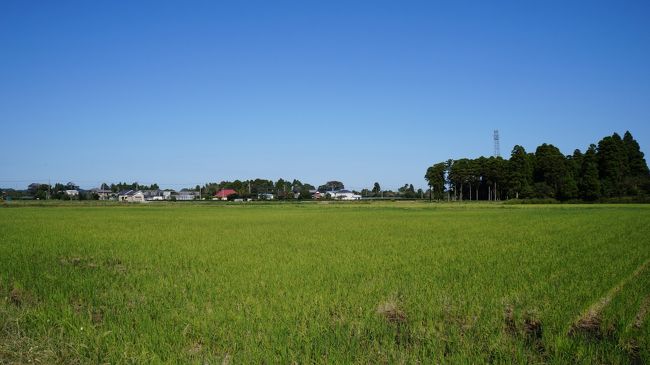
[1,202,648,363]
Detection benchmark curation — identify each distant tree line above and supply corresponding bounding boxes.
[425,131,650,202]
[107,182,160,192]
[198,179,316,200]
[0,181,165,201]
[193,179,423,200]
[1,178,428,201]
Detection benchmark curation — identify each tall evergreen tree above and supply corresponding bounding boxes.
[533,144,577,200]
[451,158,473,201]
[623,131,649,176]
[372,182,381,196]
[622,131,650,195]
[424,162,446,201]
[570,149,583,178]
[578,144,601,201]
[507,145,532,199]
[533,144,563,198]
[485,157,507,200]
[597,133,629,197]
[560,149,583,200]
[446,160,460,200]
[466,159,480,200]
[475,156,490,200]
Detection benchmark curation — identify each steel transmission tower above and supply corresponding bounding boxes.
[493,130,500,158]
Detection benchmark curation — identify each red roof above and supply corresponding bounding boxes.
[215,189,237,198]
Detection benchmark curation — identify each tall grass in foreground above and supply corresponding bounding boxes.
[1,203,649,363]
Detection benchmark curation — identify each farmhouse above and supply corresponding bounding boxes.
[64,189,79,197]
[176,191,199,200]
[118,190,145,203]
[328,190,362,200]
[90,188,114,200]
[142,190,164,201]
[214,189,237,200]
[258,193,274,200]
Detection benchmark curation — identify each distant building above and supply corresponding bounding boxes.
[214,189,237,200]
[177,191,199,201]
[257,193,274,200]
[90,188,114,200]
[143,190,165,201]
[65,190,79,197]
[118,190,145,203]
[327,190,361,200]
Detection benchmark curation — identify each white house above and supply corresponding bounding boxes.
[257,193,274,200]
[328,190,362,200]
[90,188,113,200]
[65,189,79,197]
[176,191,199,201]
[142,190,164,201]
[118,190,145,203]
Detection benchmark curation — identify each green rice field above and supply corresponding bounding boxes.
[1,202,649,364]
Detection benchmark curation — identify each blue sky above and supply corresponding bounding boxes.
[1,1,649,191]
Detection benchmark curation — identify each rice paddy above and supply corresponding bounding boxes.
[1,202,649,363]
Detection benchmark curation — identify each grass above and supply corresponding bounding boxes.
[1,202,649,363]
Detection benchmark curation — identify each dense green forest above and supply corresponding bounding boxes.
[425,131,650,201]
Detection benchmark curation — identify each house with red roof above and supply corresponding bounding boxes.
[214,189,238,200]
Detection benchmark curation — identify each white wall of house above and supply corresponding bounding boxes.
[130,192,145,202]
[340,193,362,200]
[177,192,197,200]
[119,191,145,203]
[328,191,362,200]
[96,192,112,200]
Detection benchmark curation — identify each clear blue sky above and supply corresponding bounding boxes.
[1,1,649,191]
